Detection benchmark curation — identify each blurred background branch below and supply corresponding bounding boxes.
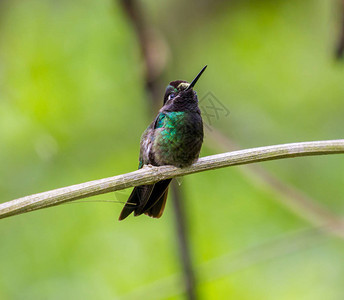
[335,0,344,59]
[120,0,169,110]
[207,130,344,239]
[119,0,196,298]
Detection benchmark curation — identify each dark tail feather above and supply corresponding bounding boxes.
[118,184,154,221]
[118,179,172,221]
[137,179,171,217]
[144,188,169,218]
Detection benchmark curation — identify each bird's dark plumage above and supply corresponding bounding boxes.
[119,66,207,220]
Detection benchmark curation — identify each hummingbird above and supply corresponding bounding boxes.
[119,66,207,221]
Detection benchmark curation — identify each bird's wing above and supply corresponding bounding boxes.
[153,112,167,129]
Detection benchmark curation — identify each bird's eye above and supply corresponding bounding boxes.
[168,93,175,100]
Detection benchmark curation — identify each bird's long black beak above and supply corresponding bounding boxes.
[186,65,207,91]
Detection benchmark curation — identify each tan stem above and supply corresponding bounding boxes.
[0,140,343,219]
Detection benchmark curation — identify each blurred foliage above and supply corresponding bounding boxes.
[0,0,344,299]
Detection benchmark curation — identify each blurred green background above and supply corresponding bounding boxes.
[1,0,344,299]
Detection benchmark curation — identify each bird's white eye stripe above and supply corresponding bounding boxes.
[168,93,175,100]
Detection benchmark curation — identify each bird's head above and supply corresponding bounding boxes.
[163,66,207,108]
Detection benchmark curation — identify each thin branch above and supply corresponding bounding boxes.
[0,140,343,219]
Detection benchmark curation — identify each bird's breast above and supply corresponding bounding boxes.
[153,111,203,167]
